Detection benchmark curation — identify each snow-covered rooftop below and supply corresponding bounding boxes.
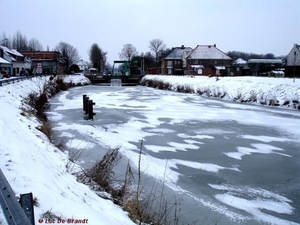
[247,59,283,64]
[0,57,11,64]
[0,45,15,55]
[234,58,247,64]
[11,49,24,57]
[164,46,192,60]
[186,45,232,60]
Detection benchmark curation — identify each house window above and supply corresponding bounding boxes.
[194,59,198,64]
[214,60,217,65]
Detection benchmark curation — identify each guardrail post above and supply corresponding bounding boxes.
[0,169,33,225]
[20,193,35,225]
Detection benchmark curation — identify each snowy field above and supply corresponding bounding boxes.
[0,74,299,225]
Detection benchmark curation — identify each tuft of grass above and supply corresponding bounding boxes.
[33,196,40,207]
[41,209,62,220]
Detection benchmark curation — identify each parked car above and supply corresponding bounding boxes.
[0,70,10,78]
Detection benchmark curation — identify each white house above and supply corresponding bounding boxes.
[0,46,26,75]
[77,60,89,72]
[286,43,300,66]
[0,46,13,75]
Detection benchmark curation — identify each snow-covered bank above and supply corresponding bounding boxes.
[141,75,300,110]
[0,75,135,225]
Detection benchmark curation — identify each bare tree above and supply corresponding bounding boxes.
[119,43,138,61]
[89,43,107,71]
[0,32,12,48]
[12,31,28,50]
[149,38,166,64]
[28,38,43,51]
[55,41,81,71]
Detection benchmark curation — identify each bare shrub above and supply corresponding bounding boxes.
[205,89,211,97]
[283,100,290,106]
[36,121,52,140]
[269,98,279,106]
[156,81,164,89]
[292,100,300,110]
[249,91,257,102]
[163,82,171,90]
[220,92,227,98]
[176,85,184,92]
[55,76,71,91]
[196,88,204,95]
[87,147,121,191]
[121,140,186,225]
[234,92,242,101]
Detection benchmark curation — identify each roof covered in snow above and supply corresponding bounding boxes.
[186,45,232,60]
[234,58,247,64]
[0,45,15,55]
[0,57,11,64]
[164,46,192,60]
[11,49,24,57]
[247,59,283,64]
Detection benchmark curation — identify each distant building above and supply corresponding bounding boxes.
[229,58,250,76]
[0,46,25,76]
[0,47,13,75]
[247,59,284,76]
[77,60,89,72]
[161,45,192,75]
[20,51,65,74]
[285,43,300,78]
[185,44,232,76]
[286,44,300,66]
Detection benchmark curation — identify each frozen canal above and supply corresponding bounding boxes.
[47,85,300,225]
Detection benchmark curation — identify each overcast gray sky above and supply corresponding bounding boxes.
[1,0,299,65]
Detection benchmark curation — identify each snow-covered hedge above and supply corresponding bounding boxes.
[141,75,300,110]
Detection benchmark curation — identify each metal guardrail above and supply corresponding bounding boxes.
[0,74,49,86]
[0,76,32,86]
[0,169,33,225]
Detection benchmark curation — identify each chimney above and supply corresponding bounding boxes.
[214,44,216,47]
[181,45,185,49]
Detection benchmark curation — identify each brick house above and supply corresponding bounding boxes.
[161,45,192,75]
[185,44,232,76]
[20,51,65,74]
